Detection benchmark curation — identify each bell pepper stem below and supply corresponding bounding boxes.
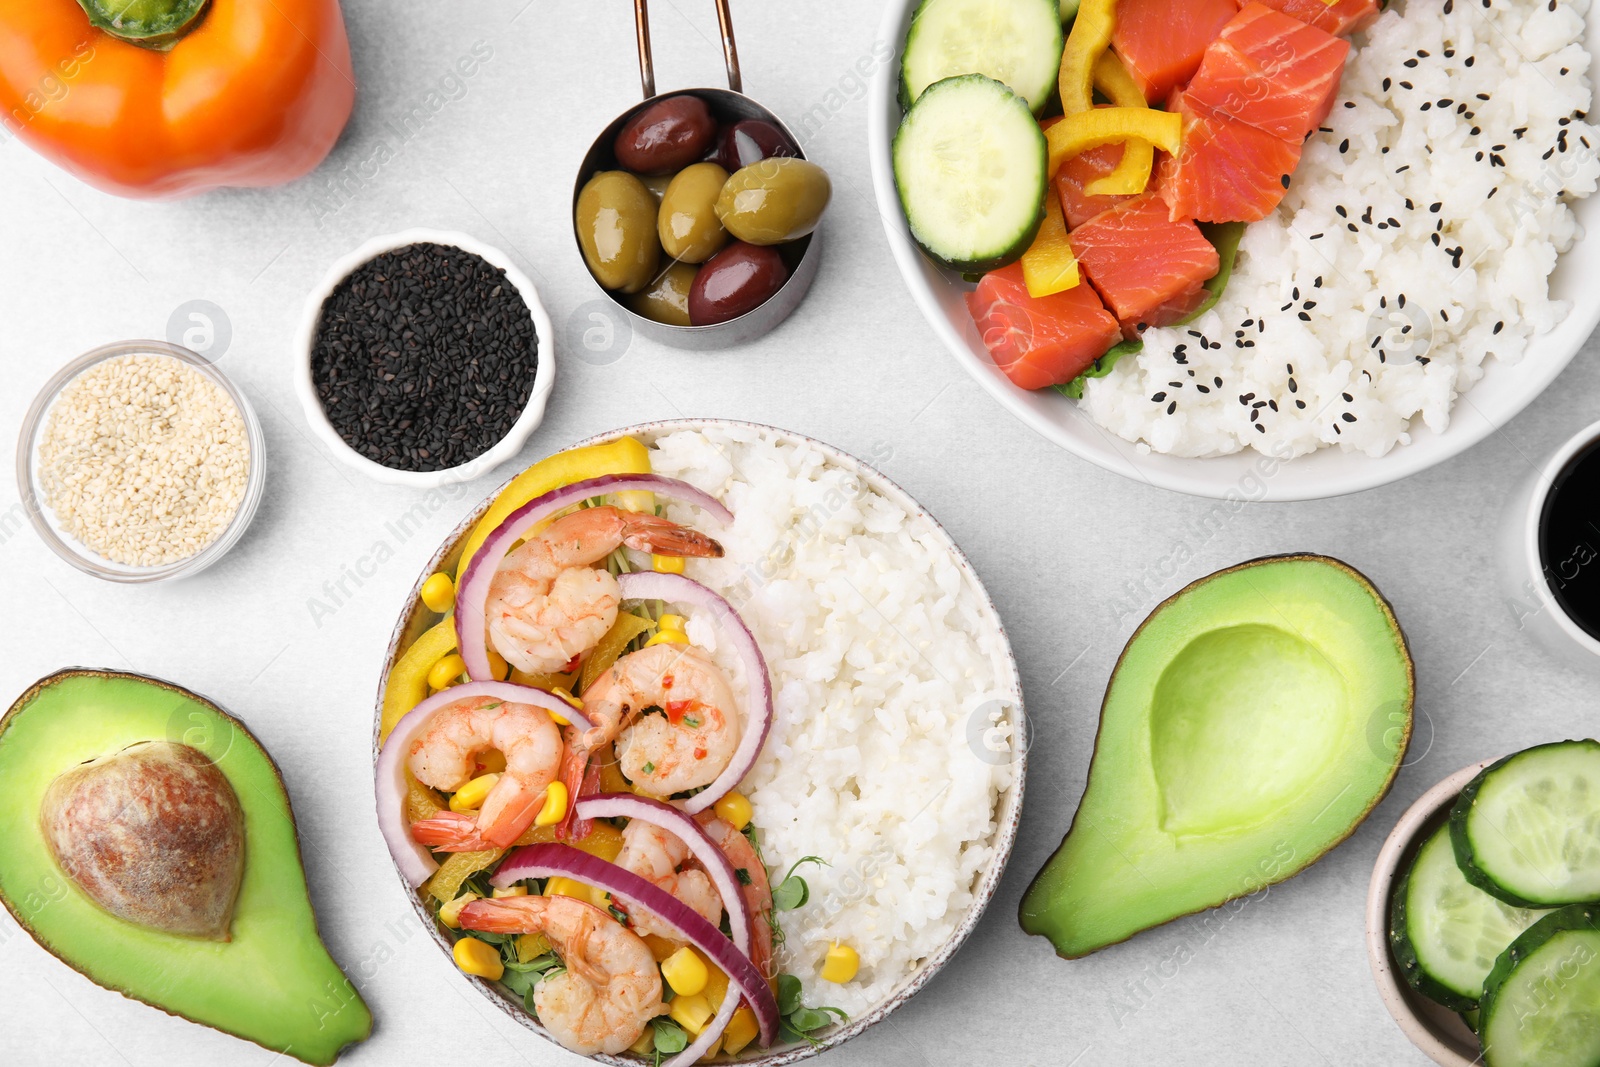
[75,0,210,50]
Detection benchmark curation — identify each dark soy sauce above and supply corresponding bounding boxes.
[1539,436,1600,640]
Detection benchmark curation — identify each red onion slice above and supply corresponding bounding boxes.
[615,572,772,814]
[574,793,751,956]
[455,474,733,682]
[491,843,779,1048]
[375,681,593,886]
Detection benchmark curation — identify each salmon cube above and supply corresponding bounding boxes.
[1069,193,1220,331]
[1254,0,1379,36]
[1055,143,1138,229]
[1110,0,1241,104]
[1159,92,1303,223]
[966,264,1123,390]
[1186,2,1351,141]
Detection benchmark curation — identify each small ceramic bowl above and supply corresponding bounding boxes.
[16,339,267,583]
[372,418,1026,1065]
[1365,760,1496,1067]
[293,228,556,489]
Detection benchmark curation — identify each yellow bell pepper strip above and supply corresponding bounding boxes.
[578,611,655,693]
[1087,52,1157,197]
[1058,0,1118,116]
[455,437,653,581]
[404,773,446,824]
[379,616,459,743]
[1046,107,1182,180]
[425,849,503,903]
[1020,193,1081,298]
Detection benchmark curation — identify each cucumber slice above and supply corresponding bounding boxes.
[893,75,1047,272]
[1451,740,1600,908]
[899,0,1064,112]
[1390,822,1551,1011]
[1480,905,1600,1067]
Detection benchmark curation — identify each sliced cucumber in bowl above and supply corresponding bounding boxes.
[893,74,1046,273]
[1390,821,1551,1011]
[899,0,1064,112]
[1479,904,1600,1067]
[1451,740,1600,908]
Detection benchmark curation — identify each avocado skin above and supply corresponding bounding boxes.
[0,669,372,1065]
[1019,554,1415,958]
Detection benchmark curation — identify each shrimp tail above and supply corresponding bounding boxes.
[618,514,725,559]
[458,895,543,934]
[556,747,603,841]
[410,811,493,852]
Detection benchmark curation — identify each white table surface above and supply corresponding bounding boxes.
[2,2,1597,1065]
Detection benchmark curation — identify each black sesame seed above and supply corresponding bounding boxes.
[1167,401,1176,414]
[1341,413,1357,423]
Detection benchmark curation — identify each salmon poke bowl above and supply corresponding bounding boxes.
[869,0,1600,499]
[372,419,1025,1064]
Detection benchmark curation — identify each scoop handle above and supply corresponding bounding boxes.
[633,0,743,99]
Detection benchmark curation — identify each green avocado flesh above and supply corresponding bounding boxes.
[0,670,371,1065]
[1021,555,1414,958]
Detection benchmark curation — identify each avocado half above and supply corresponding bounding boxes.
[0,669,372,1065]
[1020,555,1414,958]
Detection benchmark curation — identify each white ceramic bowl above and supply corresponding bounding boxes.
[1365,760,1495,1067]
[867,2,1600,501]
[1497,417,1600,672]
[293,228,555,489]
[372,418,1026,1066]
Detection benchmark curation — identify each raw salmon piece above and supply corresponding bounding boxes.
[1069,193,1220,330]
[1187,2,1350,141]
[1055,142,1137,228]
[1254,0,1378,36]
[1110,0,1240,104]
[966,263,1123,390]
[1158,92,1303,222]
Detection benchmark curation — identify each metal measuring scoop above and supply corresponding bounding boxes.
[571,0,821,350]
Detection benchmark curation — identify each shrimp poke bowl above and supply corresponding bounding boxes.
[870,0,1600,500]
[372,419,1025,1064]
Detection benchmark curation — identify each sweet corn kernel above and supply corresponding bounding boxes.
[449,772,500,813]
[486,647,510,681]
[821,941,859,983]
[438,891,479,929]
[420,572,456,613]
[492,885,528,898]
[544,686,584,726]
[645,618,690,648]
[658,614,686,631]
[703,962,729,1008]
[713,790,753,832]
[661,946,708,996]
[427,653,468,691]
[453,936,504,980]
[545,876,594,902]
[652,554,686,574]
[722,1007,760,1055]
[668,992,713,1035]
[535,781,569,826]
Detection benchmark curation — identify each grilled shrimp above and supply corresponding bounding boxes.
[406,695,561,850]
[581,643,741,797]
[699,814,775,978]
[458,895,664,1056]
[485,506,723,675]
[614,818,723,942]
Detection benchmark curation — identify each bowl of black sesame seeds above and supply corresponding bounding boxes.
[294,229,554,488]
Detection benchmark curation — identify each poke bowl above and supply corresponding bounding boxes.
[372,418,1025,1064]
[868,0,1600,501]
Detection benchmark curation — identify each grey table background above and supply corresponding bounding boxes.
[1,1,1594,1064]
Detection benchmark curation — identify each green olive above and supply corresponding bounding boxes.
[658,162,730,264]
[627,260,698,327]
[575,170,661,293]
[640,172,673,205]
[714,157,831,245]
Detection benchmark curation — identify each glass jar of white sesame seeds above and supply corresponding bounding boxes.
[16,340,267,582]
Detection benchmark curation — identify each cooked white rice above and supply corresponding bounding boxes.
[644,426,1019,1017]
[1081,0,1600,457]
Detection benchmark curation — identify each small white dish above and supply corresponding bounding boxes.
[17,339,267,583]
[866,0,1600,501]
[1497,417,1600,672]
[1365,760,1494,1067]
[293,228,555,489]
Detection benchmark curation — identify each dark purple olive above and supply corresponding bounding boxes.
[614,95,717,175]
[716,119,798,171]
[688,241,789,326]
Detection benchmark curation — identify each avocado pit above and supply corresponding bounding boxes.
[40,740,244,940]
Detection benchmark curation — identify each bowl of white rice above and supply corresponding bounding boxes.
[376,419,1026,1064]
[16,339,266,582]
[870,0,1600,500]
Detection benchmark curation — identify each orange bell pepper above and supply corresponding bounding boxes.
[0,0,355,198]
